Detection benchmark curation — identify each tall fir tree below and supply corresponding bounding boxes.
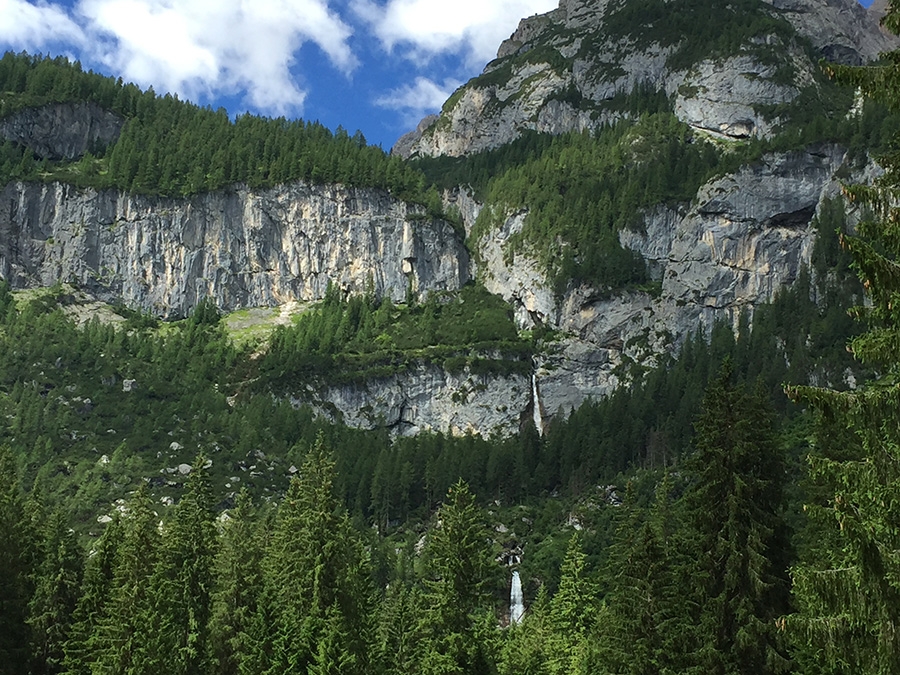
[596,475,699,675]
[257,436,373,675]
[209,489,265,675]
[787,4,900,671]
[144,455,217,675]
[0,445,35,675]
[376,579,426,675]
[683,364,792,675]
[27,509,84,675]
[545,533,598,675]
[498,585,552,675]
[62,515,122,675]
[418,480,500,675]
[91,482,160,675]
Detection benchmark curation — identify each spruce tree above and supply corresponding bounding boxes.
[209,489,264,675]
[27,509,84,675]
[145,455,217,675]
[683,364,791,675]
[787,5,900,670]
[258,436,373,675]
[545,533,597,675]
[0,445,35,675]
[418,480,499,675]
[376,578,425,675]
[596,475,699,675]
[62,515,122,675]
[497,586,551,675]
[91,482,160,675]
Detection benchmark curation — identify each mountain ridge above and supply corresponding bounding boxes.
[394,0,897,158]
[0,0,892,436]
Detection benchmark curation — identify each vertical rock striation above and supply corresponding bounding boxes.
[0,180,469,318]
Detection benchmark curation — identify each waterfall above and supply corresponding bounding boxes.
[510,571,525,625]
[531,373,544,435]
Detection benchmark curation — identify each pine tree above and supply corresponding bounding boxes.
[596,475,699,675]
[418,480,500,675]
[91,482,160,675]
[377,581,426,675]
[0,445,35,675]
[209,489,264,675]
[27,509,84,675]
[258,436,373,675]
[62,515,122,675]
[787,5,900,671]
[683,364,791,675]
[145,455,217,675]
[497,586,551,675]
[545,533,597,675]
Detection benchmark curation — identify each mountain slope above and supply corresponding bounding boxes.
[395,0,896,158]
[0,0,894,436]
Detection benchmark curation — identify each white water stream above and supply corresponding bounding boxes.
[531,373,543,435]
[510,571,525,625]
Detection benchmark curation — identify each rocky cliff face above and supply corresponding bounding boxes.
[0,180,469,318]
[395,0,896,158]
[476,143,852,423]
[0,102,124,160]
[295,363,532,437]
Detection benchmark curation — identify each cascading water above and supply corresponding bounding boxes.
[510,570,525,625]
[531,372,544,435]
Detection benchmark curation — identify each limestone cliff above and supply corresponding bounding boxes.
[294,363,531,438]
[475,143,853,423]
[395,0,896,158]
[0,102,124,160]
[0,180,469,318]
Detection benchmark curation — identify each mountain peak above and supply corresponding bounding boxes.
[395,0,897,158]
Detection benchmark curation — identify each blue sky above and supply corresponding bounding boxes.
[0,0,878,150]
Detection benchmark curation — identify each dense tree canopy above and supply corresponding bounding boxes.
[787,4,900,672]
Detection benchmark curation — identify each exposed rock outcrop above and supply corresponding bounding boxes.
[762,0,894,65]
[0,180,469,318]
[295,362,531,437]
[480,144,850,423]
[395,0,897,158]
[0,102,124,160]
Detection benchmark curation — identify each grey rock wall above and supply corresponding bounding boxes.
[295,362,532,437]
[0,180,469,318]
[0,102,124,160]
[478,144,849,424]
[395,0,897,159]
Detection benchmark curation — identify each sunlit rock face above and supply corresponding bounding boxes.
[294,362,531,438]
[0,180,469,319]
[394,0,897,159]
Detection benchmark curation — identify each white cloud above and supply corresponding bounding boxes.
[78,0,357,114]
[0,0,87,49]
[0,0,357,117]
[375,75,461,124]
[353,0,558,66]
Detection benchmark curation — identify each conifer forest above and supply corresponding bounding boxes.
[4,0,900,674]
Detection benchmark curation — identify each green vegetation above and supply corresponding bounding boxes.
[784,19,900,672]
[469,114,720,292]
[0,52,442,214]
[260,283,531,387]
[600,0,796,71]
[0,173,879,675]
[5,0,900,670]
